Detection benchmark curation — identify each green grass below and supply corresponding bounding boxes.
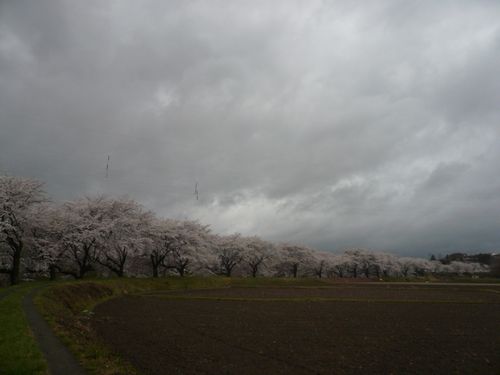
[0,283,48,375]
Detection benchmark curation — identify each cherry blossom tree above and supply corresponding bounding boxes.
[340,249,366,278]
[209,234,245,277]
[351,249,375,278]
[163,220,213,277]
[142,218,212,277]
[52,196,118,279]
[329,253,351,278]
[447,260,488,275]
[142,218,171,278]
[373,252,400,278]
[310,251,332,279]
[397,257,417,277]
[28,203,68,280]
[346,250,400,279]
[0,175,46,284]
[275,244,313,278]
[411,258,434,276]
[97,198,153,277]
[241,236,274,277]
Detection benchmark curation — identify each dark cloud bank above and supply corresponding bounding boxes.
[1,1,499,256]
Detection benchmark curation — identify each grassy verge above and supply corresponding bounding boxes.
[0,283,49,375]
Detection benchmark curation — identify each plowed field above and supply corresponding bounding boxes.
[92,284,500,374]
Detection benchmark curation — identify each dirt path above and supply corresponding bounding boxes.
[23,288,86,375]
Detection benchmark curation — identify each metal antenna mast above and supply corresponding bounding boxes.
[105,155,110,178]
[194,181,199,200]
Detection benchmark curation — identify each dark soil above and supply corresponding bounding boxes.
[92,285,500,375]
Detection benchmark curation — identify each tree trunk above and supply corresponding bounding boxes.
[364,268,370,278]
[117,253,127,278]
[150,253,162,278]
[152,261,159,278]
[49,265,57,281]
[352,266,358,278]
[10,246,22,285]
[292,264,298,278]
[77,264,87,279]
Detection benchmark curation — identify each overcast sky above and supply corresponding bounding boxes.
[1,1,499,256]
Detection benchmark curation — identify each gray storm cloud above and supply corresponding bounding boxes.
[1,0,499,255]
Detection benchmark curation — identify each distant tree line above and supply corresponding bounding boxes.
[431,252,498,266]
[0,175,494,285]
[430,252,500,277]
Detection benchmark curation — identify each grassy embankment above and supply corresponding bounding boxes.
[34,277,328,374]
[0,282,49,375]
[0,277,326,375]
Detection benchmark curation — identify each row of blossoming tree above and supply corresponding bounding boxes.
[0,175,489,285]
